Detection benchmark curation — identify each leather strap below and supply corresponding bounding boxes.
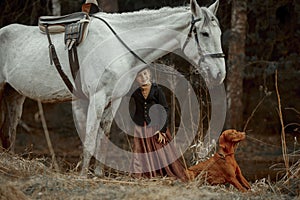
[68,46,88,99]
[92,15,148,65]
[45,25,88,100]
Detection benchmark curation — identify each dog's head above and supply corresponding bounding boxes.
[218,129,246,153]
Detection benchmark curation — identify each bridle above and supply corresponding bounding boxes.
[182,15,225,73]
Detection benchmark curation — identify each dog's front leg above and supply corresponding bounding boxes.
[236,166,251,190]
[228,177,248,192]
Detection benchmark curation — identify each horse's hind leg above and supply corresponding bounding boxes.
[0,84,25,152]
[72,99,90,176]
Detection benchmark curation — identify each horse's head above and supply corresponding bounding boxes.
[182,0,225,86]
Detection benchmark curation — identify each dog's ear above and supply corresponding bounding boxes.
[219,132,226,149]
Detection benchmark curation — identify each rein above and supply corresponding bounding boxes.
[92,14,225,74]
[91,15,148,65]
[43,12,225,100]
[90,15,151,108]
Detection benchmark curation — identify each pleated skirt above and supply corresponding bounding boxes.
[131,123,188,182]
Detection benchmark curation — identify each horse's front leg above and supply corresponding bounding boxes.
[94,103,114,177]
[80,91,106,177]
[93,129,108,177]
[94,97,125,177]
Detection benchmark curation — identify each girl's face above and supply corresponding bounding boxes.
[135,69,151,86]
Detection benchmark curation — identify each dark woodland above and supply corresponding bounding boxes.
[0,0,299,199]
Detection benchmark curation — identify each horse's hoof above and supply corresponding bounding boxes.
[94,167,105,177]
[79,169,89,178]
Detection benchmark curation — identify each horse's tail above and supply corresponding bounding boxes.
[0,82,8,149]
[0,27,7,133]
[0,23,8,147]
[0,27,7,140]
[0,26,15,151]
[0,25,11,84]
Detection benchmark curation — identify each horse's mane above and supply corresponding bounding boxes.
[122,6,189,16]
[92,6,190,29]
[93,6,190,23]
[95,6,189,17]
[92,5,218,30]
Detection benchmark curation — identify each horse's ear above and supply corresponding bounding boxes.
[208,0,219,15]
[190,0,199,16]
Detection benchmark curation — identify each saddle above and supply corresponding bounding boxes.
[39,12,90,49]
[38,12,90,99]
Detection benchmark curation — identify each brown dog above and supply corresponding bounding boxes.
[186,129,251,192]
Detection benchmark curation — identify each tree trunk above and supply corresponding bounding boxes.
[52,0,61,16]
[225,0,247,129]
[100,0,119,13]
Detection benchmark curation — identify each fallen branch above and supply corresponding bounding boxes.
[37,100,60,172]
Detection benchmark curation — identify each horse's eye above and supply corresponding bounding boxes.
[201,32,209,37]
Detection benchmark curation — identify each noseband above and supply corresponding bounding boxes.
[182,15,225,70]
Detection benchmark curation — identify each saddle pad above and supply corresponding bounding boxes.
[39,24,65,33]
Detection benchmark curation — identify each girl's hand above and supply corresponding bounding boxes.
[155,131,167,144]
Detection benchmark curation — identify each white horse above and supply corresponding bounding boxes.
[0,0,225,176]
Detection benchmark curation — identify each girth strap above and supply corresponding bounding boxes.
[44,25,88,100]
[68,46,87,100]
[68,47,79,80]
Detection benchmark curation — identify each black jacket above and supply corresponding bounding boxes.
[130,83,168,133]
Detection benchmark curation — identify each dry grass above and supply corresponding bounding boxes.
[0,152,49,178]
[0,152,296,200]
[277,158,300,197]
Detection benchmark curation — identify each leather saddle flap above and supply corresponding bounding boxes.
[64,21,89,49]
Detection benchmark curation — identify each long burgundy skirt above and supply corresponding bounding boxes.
[131,123,188,182]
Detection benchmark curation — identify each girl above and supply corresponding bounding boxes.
[130,68,188,182]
